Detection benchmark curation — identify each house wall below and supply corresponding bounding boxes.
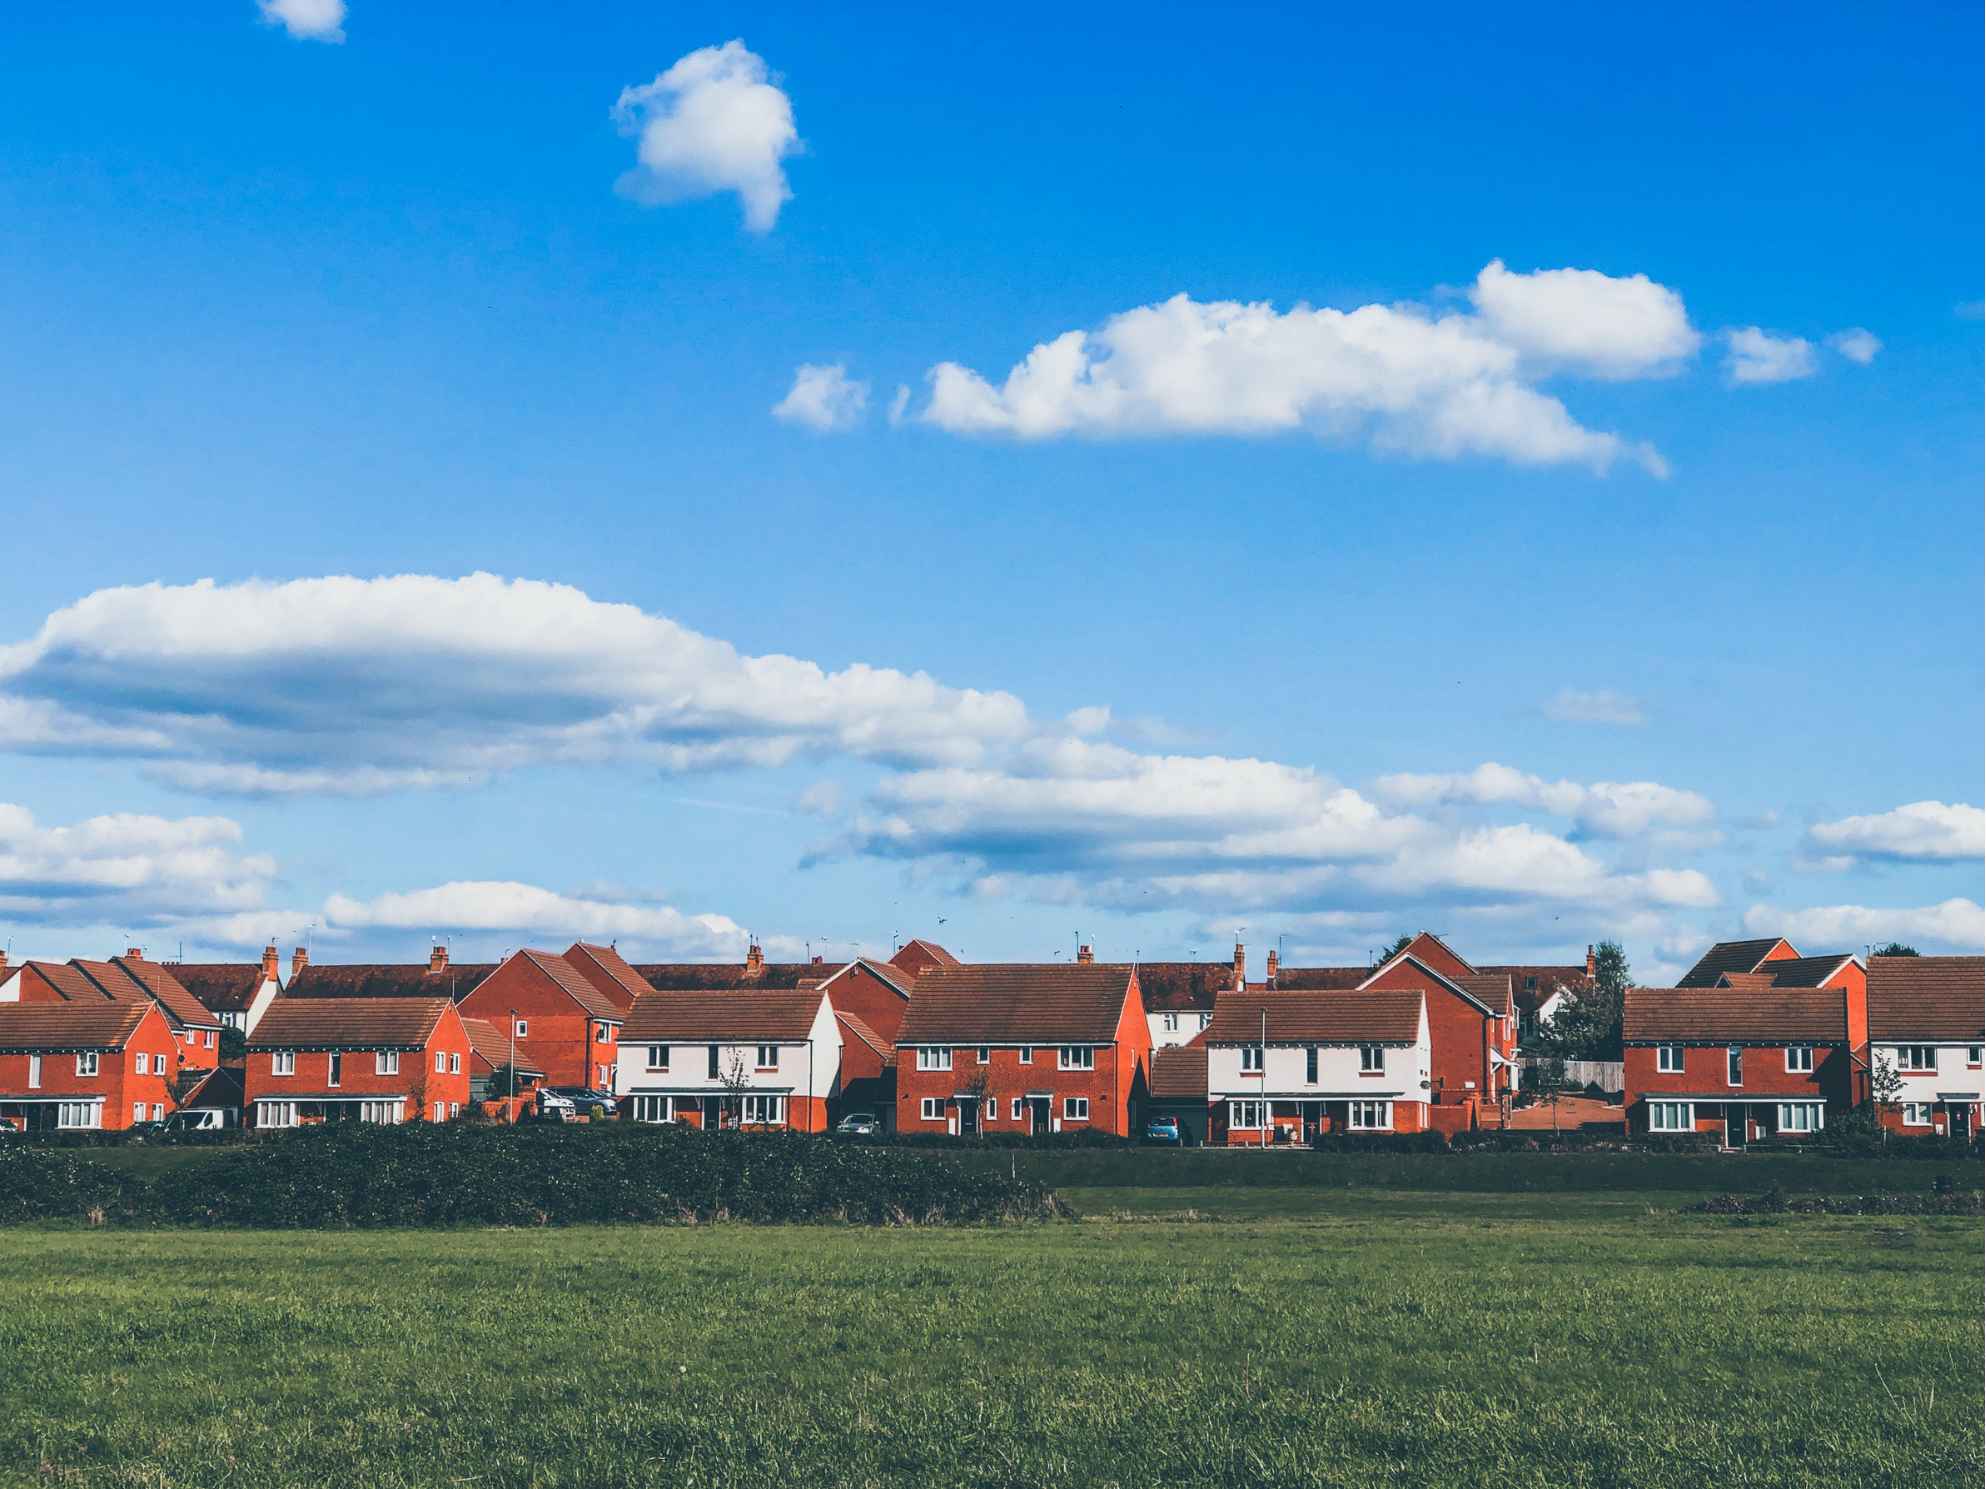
[1147,1010,1211,1048]
[460,960,620,1090]
[0,1007,179,1130]
[1624,1039,1851,1137]
[616,1002,840,1131]
[821,964,911,1044]
[1871,1042,1983,1135]
[896,1044,1119,1135]
[1364,960,1495,1104]
[244,1012,472,1124]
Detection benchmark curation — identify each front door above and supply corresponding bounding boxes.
[1725,1108,1746,1148]
[1027,1096,1051,1134]
[1949,1104,1973,1142]
[958,1098,978,1137]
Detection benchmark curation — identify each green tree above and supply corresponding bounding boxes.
[1539,940,1630,1061]
[218,1026,247,1061]
[1868,1052,1904,1147]
[1375,934,1412,965]
[1871,942,1919,958]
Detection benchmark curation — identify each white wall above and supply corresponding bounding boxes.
[616,995,841,1100]
[1208,1010,1431,1101]
[1876,1042,1983,1107]
[1147,1010,1210,1048]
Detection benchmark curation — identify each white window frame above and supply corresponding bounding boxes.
[272,1050,296,1077]
[433,1101,446,1122]
[435,1050,447,1073]
[1348,1100,1392,1131]
[326,1050,343,1088]
[204,1030,215,1048]
[26,1054,40,1089]
[133,1101,146,1124]
[1896,1045,1935,1072]
[1656,1044,1684,1074]
[1304,1046,1319,1084]
[514,1019,528,1038]
[986,1098,998,1120]
[134,1050,147,1075]
[449,1102,461,1118]
[1726,1046,1743,1087]
[919,1097,944,1121]
[1017,1046,1033,1064]
[1063,1096,1090,1122]
[1239,1045,1264,1074]
[741,1094,784,1126]
[1776,1103,1822,1134]
[1228,1099,1265,1130]
[1161,1012,1179,1032]
[1647,1100,1694,1133]
[151,1102,164,1122]
[261,1101,299,1129]
[449,1052,461,1075]
[1010,1097,1024,1119]
[1900,1101,1934,1128]
[375,1051,400,1076]
[975,1046,990,1063]
[756,1045,779,1069]
[1059,1046,1096,1071]
[645,1045,670,1071]
[1785,1046,1814,1073]
[360,1099,404,1125]
[1969,1047,1981,1068]
[76,1051,100,1077]
[916,1046,952,1072]
[57,1101,99,1130]
[631,1095,675,1123]
[1358,1045,1383,1074]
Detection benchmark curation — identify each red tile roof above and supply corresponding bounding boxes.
[563,943,657,1009]
[1205,989,1424,1046]
[1455,974,1514,1019]
[286,963,494,1001]
[110,956,221,1029]
[0,1001,153,1052]
[1135,962,1237,1012]
[18,960,104,1002]
[166,963,267,1013]
[1866,956,1984,1042]
[1479,964,1592,1015]
[892,938,960,970]
[460,1016,545,1075]
[249,997,454,1050]
[1758,954,1859,989]
[1148,1044,1209,1100]
[896,965,1136,1045]
[631,961,827,990]
[518,950,625,1021]
[623,991,826,1042]
[1717,972,1780,990]
[1271,966,1368,991]
[834,1010,894,1065]
[1623,987,1847,1044]
[1677,938,1790,988]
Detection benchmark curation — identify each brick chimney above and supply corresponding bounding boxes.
[429,944,449,975]
[1076,944,1094,964]
[1266,948,1279,984]
[744,941,764,978]
[1232,941,1246,990]
[125,946,144,960]
[291,945,309,980]
[1586,944,1596,978]
[0,949,7,977]
[261,943,279,983]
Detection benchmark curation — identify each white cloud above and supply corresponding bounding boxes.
[917,266,1675,476]
[1744,898,1985,952]
[0,802,276,924]
[1468,260,1700,378]
[1724,327,1817,385]
[613,40,799,232]
[887,385,911,427]
[1542,687,1644,727]
[1374,762,1714,838]
[772,364,869,432]
[1807,800,1984,864]
[321,880,749,956]
[1827,327,1882,365]
[0,574,1030,787]
[257,0,345,43]
[1065,705,1111,737]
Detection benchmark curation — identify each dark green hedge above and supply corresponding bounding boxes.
[0,1124,1065,1228]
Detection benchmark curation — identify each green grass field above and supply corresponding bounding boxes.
[1,1188,1977,1488]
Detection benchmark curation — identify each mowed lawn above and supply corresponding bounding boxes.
[1,1192,1977,1489]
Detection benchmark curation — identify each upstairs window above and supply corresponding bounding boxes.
[449,1052,461,1075]
[975,1047,990,1063]
[26,1054,40,1089]
[1239,1045,1263,1074]
[1060,1046,1096,1071]
[76,1052,100,1077]
[756,1045,779,1069]
[646,1045,670,1071]
[1896,1045,1935,1072]
[1359,1045,1384,1074]
[1017,1046,1033,1064]
[1161,1013,1179,1032]
[1726,1047,1743,1086]
[1969,1047,1981,1068]
[375,1051,400,1076]
[513,1019,528,1039]
[1656,1044,1683,1074]
[916,1047,952,1071]
[707,1045,721,1079]
[271,1051,296,1077]
[435,1050,447,1074]
[327,1051,343,1088]
[1784,1046,1814,1073]
[1305,1046,1319,1084]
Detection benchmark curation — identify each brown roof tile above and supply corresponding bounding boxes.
[249,997,453,1050]
[519,950,625,1021]
[1149,1044,1209,1100]
[896,965,1135,1045]
[1759,954,1859,989]
[1677,938,1789,988]
[623,991,825,1042]
[1455,974,1514,1019]
[564,943,657,1009]
[285,963,494,1001]
[460,1016,544,1075]
[1135,962,1237,1012]
[166,963,266,1013]
[19,960,104,1002]
[1866,956,1984,1042]
[1206,989,1424,1045]
[833,1010,894,1065]
[0,1000,153,1052]
[1271,966,1369,991]
[110,956,221,1029]
[1623,987,1847,1044]
[631,961,826,990]
[1717,972,1780,990]
[1479,964,1592,1015]
[891,938,960,971]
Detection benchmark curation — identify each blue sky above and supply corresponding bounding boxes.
[0,1,1979,979]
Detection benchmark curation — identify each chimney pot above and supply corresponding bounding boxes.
[1586,943,1596,977]
[261,943,279,982]
[429,944,449,975]
[745,942,764,975]
[291,945,309,981]
[1266,949,1279,983]
[1233,941,1246,990]
[1076,944,1094,964]
[126,946,144,960]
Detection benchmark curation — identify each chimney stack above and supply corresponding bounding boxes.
[1232,941,1246,990]
[428,944,449,975]
[0,949,8,976]
[125,946,144,960]
[1586,944,1596,978]
[744,941,764,977]
[1076,943,1094,964]
[261,943,279,983]
[291,945,309,981]
[1266,948,1279,984]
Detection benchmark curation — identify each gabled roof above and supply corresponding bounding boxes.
[460,1016,545,1076]
[1478,964,1592,1015]
[834,1010,894,1065]
[624,991,826,1042]
[563,943,657,1009]
[180,1066,245,1110]
[1677,938,1791,988]
[1455,974,1513,1019]
[109,956,222,1029]
[1623,987,1847,1044]
[517,950,625,1021]
[891,938,960,972]
[1149,1044,1209,1100]
[1271,966,1368,991]
[1205,989,1424,1046]
[1135,962,1237,1012]
[1717,972,1780,991]
[1385,932,1477,980]
[1359,953,1502,1017]
[631,961,826,990]
[285,963,495,1001]
[1757,954,1859,989]
[167,963,267,1013]
[817,957,917,998]
[1866,956,1984,1042]
[0,1000,153,1052]
[896,965,1135,1045]
[17,960,104,1002]
[249,997,454,1050]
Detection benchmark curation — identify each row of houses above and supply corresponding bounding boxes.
[0,932,1977,1144]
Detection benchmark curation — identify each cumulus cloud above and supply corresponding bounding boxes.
[1827,327,1882,365]
[257,0,345,42]
[1373,762,1714,839]
[1542,687,1645,727]
[0,574,1029,790]
[917,260,1681,475]
[1744,898,1985,952]
[772,364,869,432]
[320,880,749,955]
[0,802,276,925]
[1468,260,1700,378]
[1806,800,1984,865]
[613,40,800,232]
[1724,327,1817,385]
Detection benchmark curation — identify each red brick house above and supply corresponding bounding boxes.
[616,989,840,1130]
[562,942,658,1011]
[888,938,960,978]
[1622,984,1863,1143]
[1355,933,1517,1129]
[456,949,623,1092]
[461,1015,546,1120]
[0,1000,181,1131]
[245,996,472,1128]
[1205,988,1432,1143]
[808,957,918,1043]
[832,1008,896,1129]
[1866,955,1983,1140]
[6,953,222,1082]
[170,944,286,1035]
[893,964,1150,1137]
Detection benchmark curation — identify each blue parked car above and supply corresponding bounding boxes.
[1143,1115,1185,1146]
